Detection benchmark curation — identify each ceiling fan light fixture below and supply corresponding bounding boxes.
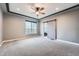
[30,4,45,16]
[36,12,39,15]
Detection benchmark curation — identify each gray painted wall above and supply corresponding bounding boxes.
[0,7,3,44]
[3,13,40,40]
[40,7,79,43]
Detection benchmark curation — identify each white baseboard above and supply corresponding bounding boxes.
[57,39,79,46]
[0,38,25,46]
[2,38,23,43]
[3,39,17,43]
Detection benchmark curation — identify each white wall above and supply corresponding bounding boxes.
[0,7,3,43]
[40,7,79,43]
[3,13,40,40]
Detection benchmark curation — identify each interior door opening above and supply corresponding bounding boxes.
[43,19,57,40]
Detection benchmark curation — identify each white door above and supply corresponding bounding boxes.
[47,21,56,40]
[43,20,56,40]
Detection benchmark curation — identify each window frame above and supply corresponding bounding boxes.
[24,20,37,35]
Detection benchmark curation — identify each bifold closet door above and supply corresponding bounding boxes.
[43,20,56,40]
[47,21,56,40]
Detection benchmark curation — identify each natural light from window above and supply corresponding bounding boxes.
[25,21,37,35]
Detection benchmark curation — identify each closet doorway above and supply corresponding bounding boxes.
[43,19,57,40]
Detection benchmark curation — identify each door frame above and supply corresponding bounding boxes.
[43,19,57,40]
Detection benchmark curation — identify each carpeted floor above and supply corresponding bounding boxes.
[0,37,79,56]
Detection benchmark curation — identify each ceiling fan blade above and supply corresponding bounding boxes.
[39,11,45,14]
[40,7,44,11]
[31,6,38,12]
[41,12,45,14]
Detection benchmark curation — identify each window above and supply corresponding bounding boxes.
[25,21,37,35]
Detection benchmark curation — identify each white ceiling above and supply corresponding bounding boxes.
[9,3,78,19]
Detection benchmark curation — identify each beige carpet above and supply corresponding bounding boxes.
[0,37,79,56]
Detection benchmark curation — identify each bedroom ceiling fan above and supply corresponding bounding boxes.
[30,4,45,16]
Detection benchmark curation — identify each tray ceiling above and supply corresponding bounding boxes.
[8,3,78,19]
